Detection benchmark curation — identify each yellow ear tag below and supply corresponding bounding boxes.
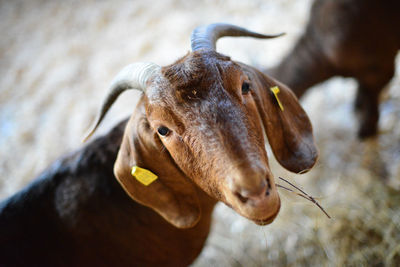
[131,166,158,186]
[270,86,284,111]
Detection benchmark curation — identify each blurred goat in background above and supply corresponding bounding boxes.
[269,0,400,138]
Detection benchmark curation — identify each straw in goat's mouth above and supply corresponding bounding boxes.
[276,177,331,219]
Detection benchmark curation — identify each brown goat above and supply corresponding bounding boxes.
[269,0,400,138]
[0,24,318,266]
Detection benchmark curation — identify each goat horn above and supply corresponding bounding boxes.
[191,23,285,51]
[83,62,161,142]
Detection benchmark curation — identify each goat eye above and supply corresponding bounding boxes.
[241,82,250,94]
[157,126,170,136]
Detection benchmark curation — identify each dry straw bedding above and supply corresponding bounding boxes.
[1,0,400,266]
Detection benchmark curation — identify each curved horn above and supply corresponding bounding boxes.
[83,62,161,142]
[191,23,285,51]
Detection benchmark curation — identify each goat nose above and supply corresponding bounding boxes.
[230,175,272,204]
[238,179,266,197]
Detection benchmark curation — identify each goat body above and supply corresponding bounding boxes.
[269,0,400,138]
[0,120,216,266]
[0,23,318,266]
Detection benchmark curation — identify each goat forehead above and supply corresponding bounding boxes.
[164,82,244,120]
[147,74,241,115]
[159,51,238,95]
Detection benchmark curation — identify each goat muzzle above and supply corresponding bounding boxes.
[225,171,281,225]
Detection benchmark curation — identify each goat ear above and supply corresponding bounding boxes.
[250,68,318,173]
[114,101,201,229]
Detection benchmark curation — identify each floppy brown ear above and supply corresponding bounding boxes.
[114,99,201,228]
[248,67,318,173]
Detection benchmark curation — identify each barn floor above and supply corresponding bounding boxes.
[1,0,400,266]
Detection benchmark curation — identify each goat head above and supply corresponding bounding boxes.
[85,23,318,228]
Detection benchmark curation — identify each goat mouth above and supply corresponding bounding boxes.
[251,198,281,226]
[253,211,279,226]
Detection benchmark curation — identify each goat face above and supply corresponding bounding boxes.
[86,24,318,228]
[145,51,280,225]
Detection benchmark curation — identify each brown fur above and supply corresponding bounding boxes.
[0,43,318,265]
[269,0,400,138]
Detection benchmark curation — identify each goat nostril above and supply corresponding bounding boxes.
[266,178,271,190]
[235,191,249,204]
[234,181,268,203]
